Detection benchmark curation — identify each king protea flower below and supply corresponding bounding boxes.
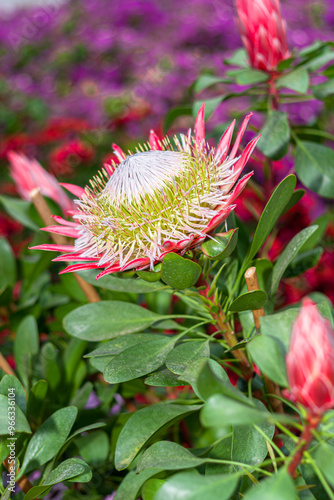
[8,151,74,214]
[235,0,290,72]
[31,104,260,279]
[286,298,334,415]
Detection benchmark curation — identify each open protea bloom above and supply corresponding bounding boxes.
[8,151,74,215]
[32,104,260,279]
[235,0,290,72]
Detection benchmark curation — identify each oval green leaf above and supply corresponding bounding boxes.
[19,406,77,475]
[295,141,334,198]
[63,301,163,341]
[229,290,267,313]
[115,403,202,470]
[201,229,238,260]
[161,253,201,290]
[258,111,290,160]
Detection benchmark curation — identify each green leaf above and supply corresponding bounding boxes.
[229,290,267,313]
[164,105,193,133]
[166,341,210,375]
[283,247,323,279]
[66,422,106,443]
[295,141,334,198]
[114,469,164,500]
[201,230,238,260]
[155,470,239,500]
[0,375,26,414]
[181,358,230,401]
[281,189,305,215]
[259,309,298,352]
[19,406,77,475]
[142,479,165,500]
[14,315,39,388]
[201,395,271,427]
[225,48,249,67]
[248,175,297,260]
[23,458,91,500]
[145,369,185,387]
[227,68,269,85]
[85,333,159,357]
[301,214,329,251]
[63,301,163,341]
[104,336,180,383]
[136,269,161,282]
[115,403,202,470]
[137,441,205,472]
[243,468,296,499]
[314,442,334,488]
[193,74,231,93]
[0,195,38,230]
[312,79,334,99]
[206,400,275,474]
[0,394,31,435]
[27,380,48,422]
[77,270,166,293]
[161,254,201,290]
[193,96,225,120]
[75,430,109,466]
[270,225,318,297]
[276,68,309,93]
[70,381,93,410]
[0,238,16,295]
[258,111,290,160]
[40,343,61,393]
[247,335,288,387]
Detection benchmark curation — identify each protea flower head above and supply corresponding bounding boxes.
[235,0,290,72]
[286,298,334,415]
[8,151,74,214]
[32,104,260,279]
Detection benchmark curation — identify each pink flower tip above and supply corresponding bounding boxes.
[286,298,334,415]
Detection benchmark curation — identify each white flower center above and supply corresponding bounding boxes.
[102,150,186,202]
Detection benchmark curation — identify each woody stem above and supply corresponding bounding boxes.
[214,308,253,380]
[287,413,322,477]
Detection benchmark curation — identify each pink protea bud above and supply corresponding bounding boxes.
[286,298,334,415]
[235,0,290,72]
[8,151,74,215]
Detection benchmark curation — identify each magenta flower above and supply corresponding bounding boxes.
[31,104,260,279]
[286,298,334,415]
[8,151,74,215]
[235,0,290,72]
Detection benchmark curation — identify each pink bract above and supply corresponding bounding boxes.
[286,298,334,415]
[8,151,74,215]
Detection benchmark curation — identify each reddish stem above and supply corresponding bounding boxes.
[287,413,322,477]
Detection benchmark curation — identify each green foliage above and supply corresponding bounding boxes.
[295,141,334,198]
[161,253,202,289]
[258,111,290,160]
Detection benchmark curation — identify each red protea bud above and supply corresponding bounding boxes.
[235,0,290,72]
[286,298,334,415]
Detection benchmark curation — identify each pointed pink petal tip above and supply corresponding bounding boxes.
[112,143,126,160]
[195,103,205,144]
[149,130,163,150]
[29,244,76,252]
[60,183,86,198]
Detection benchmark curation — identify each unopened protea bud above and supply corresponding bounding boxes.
[32,104,260,279]
[286,298,334,415]
[8,151,74,215]
[235,0,290,72]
